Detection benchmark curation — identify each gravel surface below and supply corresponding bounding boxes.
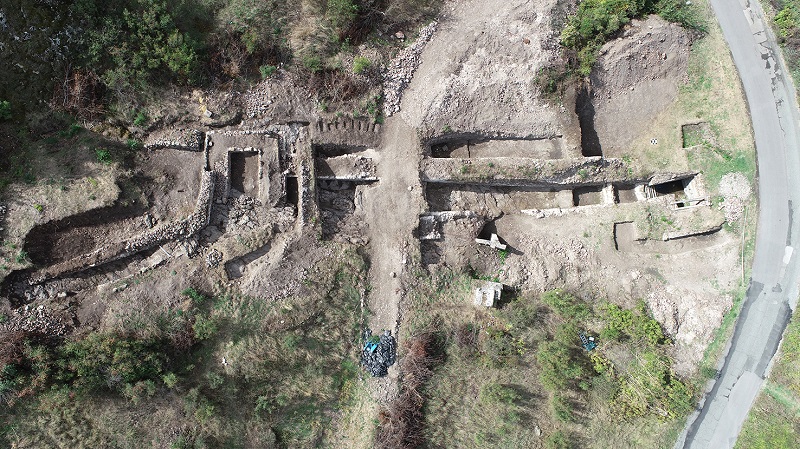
[382,21,438,117]
[719,172,752,222]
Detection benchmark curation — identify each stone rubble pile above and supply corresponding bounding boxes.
[0,203,7,234]
[360,328,397,377]
[144,129,204,151]
[224,195,262,233]
[1,303,72,336]
[382,21,438,117]
[244,82,275,118]
[206,248,222,268]
[718,172,752,222]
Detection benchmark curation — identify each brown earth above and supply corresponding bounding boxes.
[0,0,754,442]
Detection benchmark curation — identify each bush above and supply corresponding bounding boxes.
[537,323,593,391]
[259,64,277,79]
[162,372,179,388]
[479,383,519,405]
[56,333,166,392]
[95,148,112,164]
[600,301,666,346]
[545,430,573,449]
[612,350,692,419]
[482,328,524,367]
[561,0,705,76]
[352,56,371,74]
[541,289,590,320]
[327,0,359,32]
[182,287,209,304]
[561,0,646,50]
[133,111,148,126]
[499,297,539,329]
[302,54,324,73]
[192,315,217,340]
[654,0,707,32]
[776,6,800,39]
[70,0,201,91]
[0,100,11,121]
[551,393,574,422]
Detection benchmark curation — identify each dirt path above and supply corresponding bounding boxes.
[361,115,424,399]
[360,0,566,401]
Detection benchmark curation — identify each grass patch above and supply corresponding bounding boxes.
[0,243,370,448]
[735,296,800,447]
[391,271,692,448]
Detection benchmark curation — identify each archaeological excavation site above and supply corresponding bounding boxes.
[0,0,762,448]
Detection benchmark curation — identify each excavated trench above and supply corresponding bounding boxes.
[424,182,616,215]
[317,179,372,241]
[572,186,605,206]
[576,85,602,157]
[2,246,161,306]
[229,151,260,197]
[426,183,567,213]
[23,202,149,266]
[614,184,639,204]
[313,143,369,157]
[428,136,565,159]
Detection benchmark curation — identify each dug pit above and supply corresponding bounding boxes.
[23,202,148,266]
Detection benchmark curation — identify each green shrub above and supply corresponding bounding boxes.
[302,54,324,73]
[259,64,278,79]
[537,323,593,391]
[205,371,224,389]
[541,289,590,320]
[182,287,209,304]
[126,139,141,150]
[776,6,800,39]
[14,251,28,264]
[133,111,149,126]
[479,383,519,405]
[56,333,166,392]
[327,0,359,32]
[611,350,692,419]
[482,328,524,367]
[498,297,539,329]
[545,430,573,449]
[551,393,575,422]
[162,372,179,388]
[561,0,646,50]
[600,301,666,346]
[123,379,157,404]
[655,0,707,32]
[192,315,217,340]
[70,0,201,91]
[561,0,705,76]
[95,148,112,164]
[352,56,371,74]
[0,100,11,121]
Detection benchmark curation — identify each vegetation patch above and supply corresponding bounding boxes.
[561,0,707,75]
[737,310,800,448]
[0,246,368,448]
[383,270,692,448]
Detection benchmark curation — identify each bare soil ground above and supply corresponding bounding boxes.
[0,0,757,447]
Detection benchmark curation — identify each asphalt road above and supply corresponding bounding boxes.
[674,1,800,448]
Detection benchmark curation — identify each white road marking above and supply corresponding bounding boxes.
[784,246,793,265]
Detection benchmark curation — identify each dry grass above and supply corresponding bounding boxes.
[736,311,800,448]
[631,0,756,189]
[0,242,370,449]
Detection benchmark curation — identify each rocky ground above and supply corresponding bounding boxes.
[0,0,754,428]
